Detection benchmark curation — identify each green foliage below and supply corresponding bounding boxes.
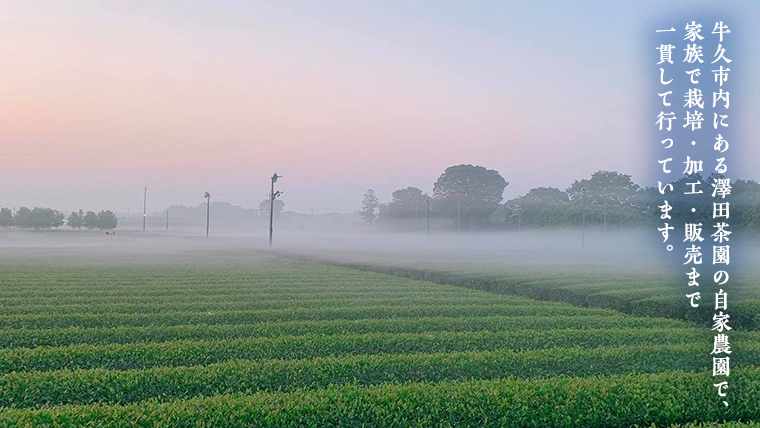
[1,369,759,427]
[566,170,640,204]
[386,187,428,219]
[11,207,64,229]
[308,259,760,330]
[0,207,117,230]
[4,343,760,409]
[0,255,756,426]
[82,211,99,229]
[0,207,14,227]
[96,210,118,230]
[67,210,84,229]
[360,188,380,224]
[433,164,508,229]
[0,327,724,374]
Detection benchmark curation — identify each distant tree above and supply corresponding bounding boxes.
[0,208,13,228]
[259,198,285,218]
[96,210,118,230]
[433,164,508,229]
[375,203,389,225]
[49,209,65,228]
[67,210,84,229]
[566,171,640,205]
[360,189,380,224]
[386,187,428,219]
[13,207,32,229]
[501,187,570,228]
[82,211,99,229]
[514,187,569,205]
[732,179,760,231]
[13,207,63,229]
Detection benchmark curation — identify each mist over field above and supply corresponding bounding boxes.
[0,225,756,276]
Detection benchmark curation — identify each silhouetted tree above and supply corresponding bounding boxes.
[0,208,13,228]
[96,210,118,230]
[82,211,99,229]
[386,187,428,219]
[67,210,84,229]
[360,189,380,224]
[566,171,640,204]
[433,164,508,229]
[13,207,64,229]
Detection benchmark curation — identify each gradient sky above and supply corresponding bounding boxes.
[1,1,758,214]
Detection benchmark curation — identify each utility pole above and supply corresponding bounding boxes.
[620,211,624,245]
[426,199,431,241]
[204,192,211,239]
[516,205,522,234]
[456,201,461,232]
[165,208,169,231]
[603,194,607,234]
[142,186,147,231]
[414,206,418,231]
[127,208,130,222]
[581,187,587,250]
[269,173,282,248]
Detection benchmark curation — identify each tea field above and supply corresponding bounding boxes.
[0,251,758,427]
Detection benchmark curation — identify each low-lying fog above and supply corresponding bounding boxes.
[2,225,756,279]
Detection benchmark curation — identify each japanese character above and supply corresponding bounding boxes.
[712,334,731,354]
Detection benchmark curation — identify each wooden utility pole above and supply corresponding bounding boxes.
[581,188,587,250]
[517,206,522,234]
[269,173,282,247]
[142,186,147,231]
[204,192,211,239]
[426,199,430,241]
[456,201,461,232]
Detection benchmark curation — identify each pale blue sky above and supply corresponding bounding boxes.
[0,1,757,213]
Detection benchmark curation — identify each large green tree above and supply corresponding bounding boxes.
[433,164,508,229]
[566,171,640,204]
[82,211,99,229]
[386,187,428,219]
[13,207,64,229]
[0,208,13,228]
[96,210,118,230]
[67,210,84,229]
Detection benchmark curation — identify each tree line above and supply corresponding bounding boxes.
[360,164,758,231]
[0,208,118,230]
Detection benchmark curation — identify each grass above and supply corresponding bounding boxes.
[277,250,760,330]
[0,250,756,426]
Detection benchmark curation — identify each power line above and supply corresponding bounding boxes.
[151,188,254,197]
[0,188,142,193]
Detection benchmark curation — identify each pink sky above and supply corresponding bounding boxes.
[0,1,755,213]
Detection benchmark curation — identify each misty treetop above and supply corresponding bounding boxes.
[0,207,117,230]
[259,198,285,219]
[363,166,760,232]
[566,171,639,204]
[386,187,429,219]
[74,210,118,230]
[433,164,508,229]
